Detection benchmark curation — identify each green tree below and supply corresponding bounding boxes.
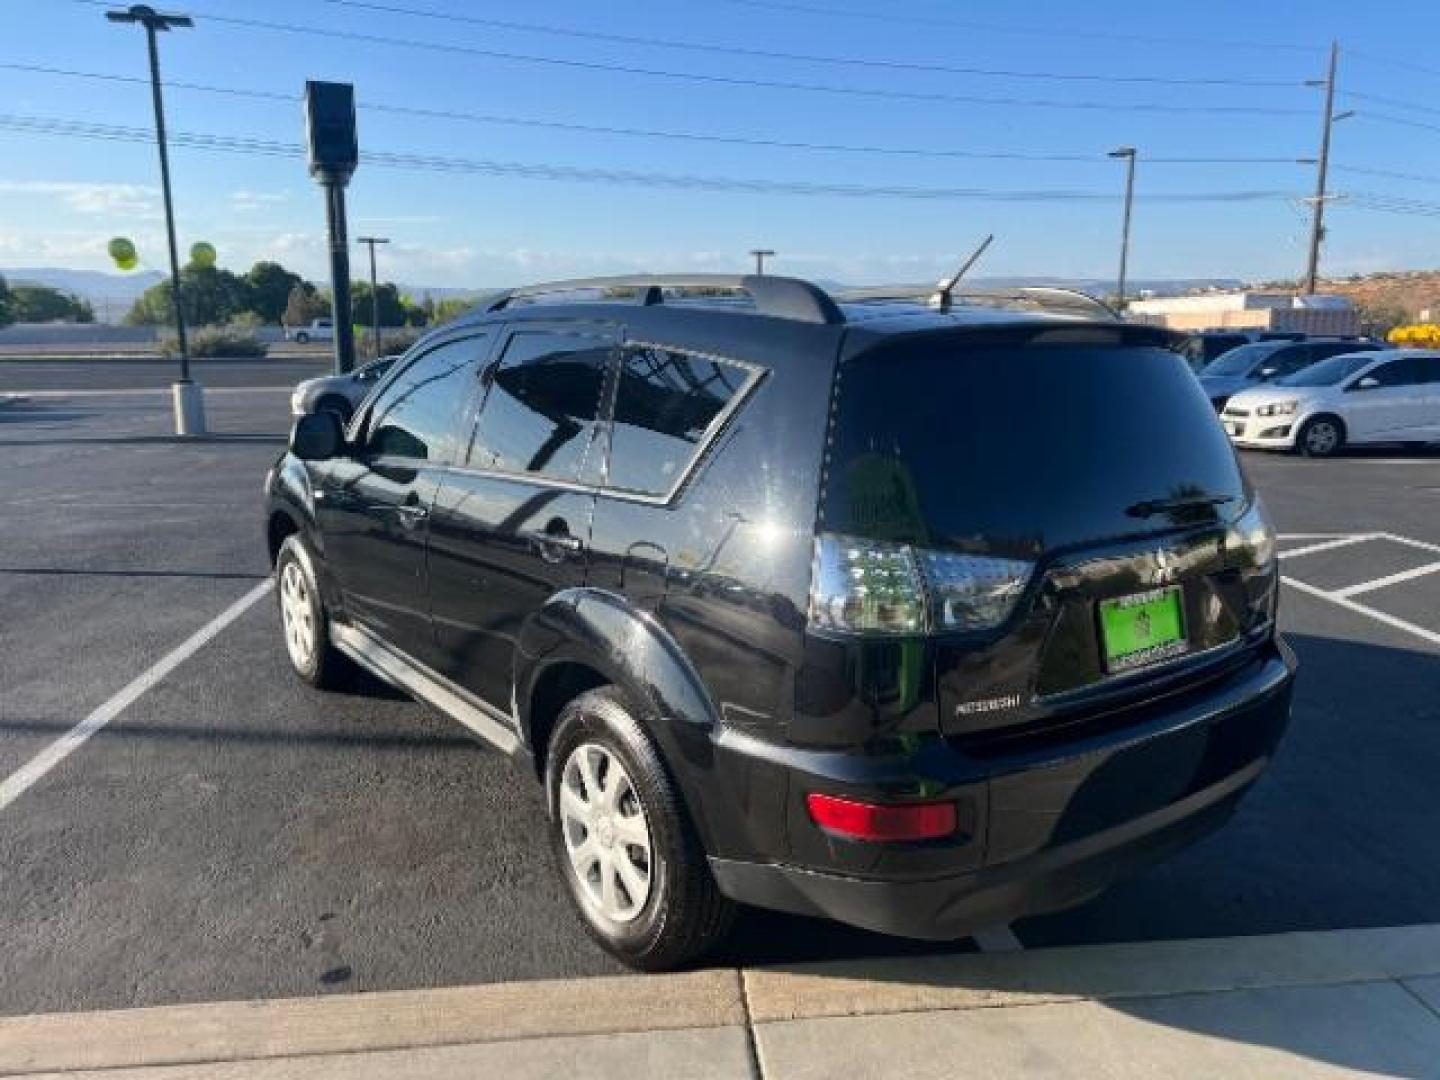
[432,296,475,323]
[351,280,408,327]
[243,261,302,324]
[282,281,328,327]
[125,261,247,327]
[10,285,94,323]
[0,273,14,329]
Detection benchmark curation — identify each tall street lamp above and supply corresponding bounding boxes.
[105,4,204,435]
[357,235,389,359]
[1108,147,1137,311]
[749,248,775,275]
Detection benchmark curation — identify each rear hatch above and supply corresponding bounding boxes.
[817,323,1276,746]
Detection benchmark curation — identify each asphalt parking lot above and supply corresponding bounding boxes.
[2,358,1438,1016]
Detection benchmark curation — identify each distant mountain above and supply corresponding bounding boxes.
[1,267,163,320]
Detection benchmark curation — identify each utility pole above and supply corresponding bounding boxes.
[1304,42,1349,295]
[1109,146,1137,310]
[749,249,775,275]
[105,4,204,435]
[356,235,389,360]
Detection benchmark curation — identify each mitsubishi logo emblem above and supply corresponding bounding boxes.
[1154,548,1177,585]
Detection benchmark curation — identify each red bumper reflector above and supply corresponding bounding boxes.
[805,793,957,842]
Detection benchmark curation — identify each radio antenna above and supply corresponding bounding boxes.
[931,233,995,313]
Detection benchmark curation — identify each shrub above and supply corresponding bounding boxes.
[359,327,423,360]
[159,325,269,359]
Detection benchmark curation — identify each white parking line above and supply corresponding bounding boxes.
[1277,534,1382,559]
[1283,575,1440,649]
[1333,559,1440,599]
[6,386,294,398]
[0,579,273,814]
[972,925,1024,953]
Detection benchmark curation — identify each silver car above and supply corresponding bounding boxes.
[290,356,398,423]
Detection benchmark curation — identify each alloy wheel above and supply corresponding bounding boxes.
[558,742,653,923]
[279,560,316,669]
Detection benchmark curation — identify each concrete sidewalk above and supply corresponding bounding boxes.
[4,925,1440,1078]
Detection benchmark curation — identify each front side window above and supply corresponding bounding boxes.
[1280,353,1377,387]
[366,336,484,463]
[467,331,611,481]
[606,346,752,497]
[1366,357,1423,388]
[1202,343,1278,377]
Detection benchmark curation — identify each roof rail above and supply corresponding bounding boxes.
[483,273,843,325]
[832,283,1119,321]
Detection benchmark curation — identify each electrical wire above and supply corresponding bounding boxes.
[307,0,1304,88]
[63,0,1312,116]
[705,0,1325,53]
[0,61,1309,167]
[0,111,1301,203]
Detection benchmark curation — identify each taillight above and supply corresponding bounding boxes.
[808,532,1032,635]
[806,793,957,842]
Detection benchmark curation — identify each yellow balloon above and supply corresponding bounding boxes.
[108,237,137,269]
[190,241,217,268]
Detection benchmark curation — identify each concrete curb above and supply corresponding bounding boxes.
[3,925,1439,1076]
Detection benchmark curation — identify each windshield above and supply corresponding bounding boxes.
[1278,353,1380,387]
[823,340,1245,556]
[1201,342,1278,377]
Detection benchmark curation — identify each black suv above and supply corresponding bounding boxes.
[265,275,1295,970]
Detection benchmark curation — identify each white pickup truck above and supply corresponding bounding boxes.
[283,319,334,344]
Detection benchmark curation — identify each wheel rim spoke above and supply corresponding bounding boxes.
[559,741,653,923]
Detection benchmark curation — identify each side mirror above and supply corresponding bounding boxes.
[1256,366,1280,380]
[291,410,346,461]
[1353,375,1381,391]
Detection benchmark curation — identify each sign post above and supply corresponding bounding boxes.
[305,81,359,375]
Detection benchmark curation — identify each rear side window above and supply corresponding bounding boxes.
[366,336,483,463]
[1368,357,1426,387]
[605,346,753,496]
[468,330,610,481]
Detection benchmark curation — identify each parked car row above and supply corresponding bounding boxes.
[1222,350,1440,457]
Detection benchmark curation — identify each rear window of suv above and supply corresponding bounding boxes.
[820,340,1245,556]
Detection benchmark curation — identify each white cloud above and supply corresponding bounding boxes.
[228,189,290,213]
[0,181,160,217]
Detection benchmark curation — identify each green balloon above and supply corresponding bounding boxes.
[107,237,137,268]
[190,241,216,268]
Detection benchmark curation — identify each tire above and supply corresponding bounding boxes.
[275,535,348,689]
[1297,415,1345,458]
[545,686,734,971]
[315,395,353,425]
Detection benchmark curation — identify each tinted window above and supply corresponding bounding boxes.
[1202,342,1279,377]
[822,342,1244,555]
[1368,357,1425,387]
[366,337,482,463]
[1279,353,1378,386]
[1415,356,1440,384]
[607,347,751,496]
[468,331,610,481]
[1265,346,1314,376]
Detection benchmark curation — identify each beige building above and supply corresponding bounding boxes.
[1127,291,1360,335]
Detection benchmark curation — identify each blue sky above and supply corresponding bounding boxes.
[3,0,1440,289]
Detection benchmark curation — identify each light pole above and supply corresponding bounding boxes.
[357,235,389,360]
[1108,147,1137,310]
[1303,42,1353,294]
[106,4,204,435]
[749,248,775,275]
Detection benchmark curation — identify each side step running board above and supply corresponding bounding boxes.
[331,623,522,756]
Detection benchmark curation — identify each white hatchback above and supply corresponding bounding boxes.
[1221,349,1440,457]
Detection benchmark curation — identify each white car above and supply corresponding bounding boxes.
[283,319,334,344]
[1221,349,1440,457]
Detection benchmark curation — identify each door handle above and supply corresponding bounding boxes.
[524,528,583,562]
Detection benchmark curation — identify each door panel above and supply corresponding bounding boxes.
[317,334,487,666]
[428,325,614,708]
[1344,358,1426,441]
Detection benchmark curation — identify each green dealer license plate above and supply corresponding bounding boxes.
[1099,586,1188,673]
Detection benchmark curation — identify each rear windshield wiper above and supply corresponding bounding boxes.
[1126,494,1237,519]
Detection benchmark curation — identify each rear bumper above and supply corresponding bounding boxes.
[709,639,1295,940]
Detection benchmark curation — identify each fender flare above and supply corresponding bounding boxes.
[514,588,725,841]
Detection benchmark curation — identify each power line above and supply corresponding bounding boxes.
[0,60,1308,167]
[707,0,1324,53]
[63,0,1311,115]
[0,111,1301,203]
[1346,47,1440,82]
[1334,164,1440,186]
[1339,89,1440,117]
[308,0,1303,87]
[1356,110,1440,135]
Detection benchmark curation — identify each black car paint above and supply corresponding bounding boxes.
[266,297,1294,940]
